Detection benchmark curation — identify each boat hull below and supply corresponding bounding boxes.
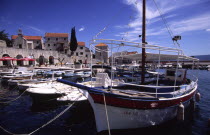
[87,86,197,132]
[56,78,198,132]
[30,93,64,105]
[94,103,176,132]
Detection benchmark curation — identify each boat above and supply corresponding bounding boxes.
[25,82,73,104]
[43,70,65,78]
[57,0,200,133]
[208,65,210,71]
[1,73,34,84]
[62,70,75,78]
[17,78,57,91]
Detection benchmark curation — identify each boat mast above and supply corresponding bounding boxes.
[141,0,146,84]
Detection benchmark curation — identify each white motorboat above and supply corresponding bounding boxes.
[62,70,75,78]
[8,78,48,86]
[1,74,34,84]
[25,82,74,104]
[18,79,57,91]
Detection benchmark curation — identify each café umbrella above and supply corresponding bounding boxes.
[0,57,17,61]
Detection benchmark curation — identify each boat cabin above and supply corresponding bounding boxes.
[165,69,187,82]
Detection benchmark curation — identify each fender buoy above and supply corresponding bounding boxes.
[195,92,201,102]
[177,103,184,121]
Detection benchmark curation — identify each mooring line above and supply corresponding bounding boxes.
[0,86,27,104]
[0,95,81,135]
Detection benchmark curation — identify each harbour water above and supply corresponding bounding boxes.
[0,70,209,135]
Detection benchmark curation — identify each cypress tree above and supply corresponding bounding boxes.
[69,27,78,55]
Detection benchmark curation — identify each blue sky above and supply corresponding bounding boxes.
[1,0,210,56]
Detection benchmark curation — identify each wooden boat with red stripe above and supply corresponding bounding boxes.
[58,72,198,132]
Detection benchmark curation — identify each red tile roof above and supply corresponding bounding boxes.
[95,43,108,47]
[11,35,42,40]
[78,42,85,46]
[45,33,68,37]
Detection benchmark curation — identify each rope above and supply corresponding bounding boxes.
[0,95,81,135]
[152,0,179,48]
[93,3,129,39]
[121,1,138,41]
[27,102,76,135]
[103,93,111,135]
[0,86,27,104]
[0,85,19,99]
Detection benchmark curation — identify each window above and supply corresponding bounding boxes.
[65,49,67,54]
[54,44,56,46]
[37,41,39,44]
[80,52,83,55]
[86,54,88,58]
[76,52,78,56]
[56,38,58,41]
[50,49,51,50]
[19,44,22,48]
[80,47,83,49]
[48,44,50,47]
[64,38,66,40]
[48,38,50,40]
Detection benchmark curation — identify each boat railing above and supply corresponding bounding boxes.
[112,82,195,98]
[111,88,184,95]
[121,82,179,88]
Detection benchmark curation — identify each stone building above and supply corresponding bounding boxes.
[0,40,7,47]
[11,29,43,49]
[72,42,92,64]
[1,29,97,67]
[44,33,69,53]
[95,43,108,64]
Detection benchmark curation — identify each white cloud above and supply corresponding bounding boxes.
[206,29,210,32]
[170,13,210,34]
[115,0,210,42]
[79,26,85,31]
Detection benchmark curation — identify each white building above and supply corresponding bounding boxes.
[71,42,93,64]
[95,43,108,64]
[44,33,69,53]
[11,29,43,49]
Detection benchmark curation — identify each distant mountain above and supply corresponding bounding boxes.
[191,55,210,61]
